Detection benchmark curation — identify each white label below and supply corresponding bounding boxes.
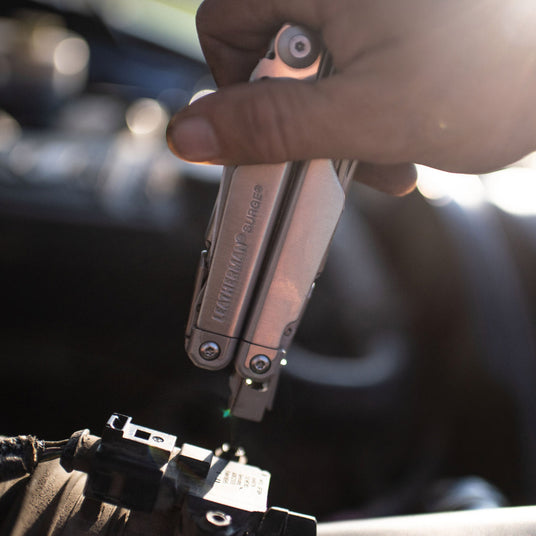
[188,457,271,512]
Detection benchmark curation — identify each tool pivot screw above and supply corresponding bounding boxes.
[199,341,220,361]
[289,34,312,59]
[250,354,271,374]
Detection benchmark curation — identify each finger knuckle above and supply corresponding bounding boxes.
[241,85,295,162]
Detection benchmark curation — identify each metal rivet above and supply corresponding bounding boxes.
[250,354,271,374]
[206,511,232,527]
[199,341,220,361]
[152,436,164,443]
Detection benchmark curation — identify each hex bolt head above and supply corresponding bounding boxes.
[199,341,221,361]
[249,354,271,374]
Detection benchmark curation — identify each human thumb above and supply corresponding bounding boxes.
[166,76,354,165]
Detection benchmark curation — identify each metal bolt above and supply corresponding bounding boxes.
[206,511,232,527]
[249,354,271,374]
[289,34,311,59]
[199,341,220,361]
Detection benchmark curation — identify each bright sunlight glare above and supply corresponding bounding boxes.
[416,165,485,208]
[485,167,536,216]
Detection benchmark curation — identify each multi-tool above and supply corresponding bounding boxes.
[186,24,357,421]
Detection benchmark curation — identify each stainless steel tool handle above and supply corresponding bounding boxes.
[185,24,355,421]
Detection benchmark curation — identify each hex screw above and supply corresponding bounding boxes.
[199,341,220,361]
[249,354,271,374]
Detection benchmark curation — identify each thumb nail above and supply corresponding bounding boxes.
[167,115,220,162]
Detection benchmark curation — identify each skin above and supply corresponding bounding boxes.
[167,0,536,195]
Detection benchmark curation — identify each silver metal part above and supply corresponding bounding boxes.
[185,24,356,421]
[199,341,221,361]
[206,511,232,527]
[276,26,321,69]
[250,354,272,374]
[289,35,311,59]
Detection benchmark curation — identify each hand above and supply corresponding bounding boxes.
[167,0,536,195]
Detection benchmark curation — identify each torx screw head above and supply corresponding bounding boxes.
[289,34,312,59]
[277,25,320,69]
[199,341,220,361]
[250,354,271,374]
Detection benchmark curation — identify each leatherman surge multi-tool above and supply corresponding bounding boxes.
[186,24,357,421]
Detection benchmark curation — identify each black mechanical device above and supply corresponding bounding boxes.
[58,413,316,536]
[4,414,536,535]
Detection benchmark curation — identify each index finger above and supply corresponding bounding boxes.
[195,0,329,86]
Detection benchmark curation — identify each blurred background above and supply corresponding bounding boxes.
[2,0,536,522]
